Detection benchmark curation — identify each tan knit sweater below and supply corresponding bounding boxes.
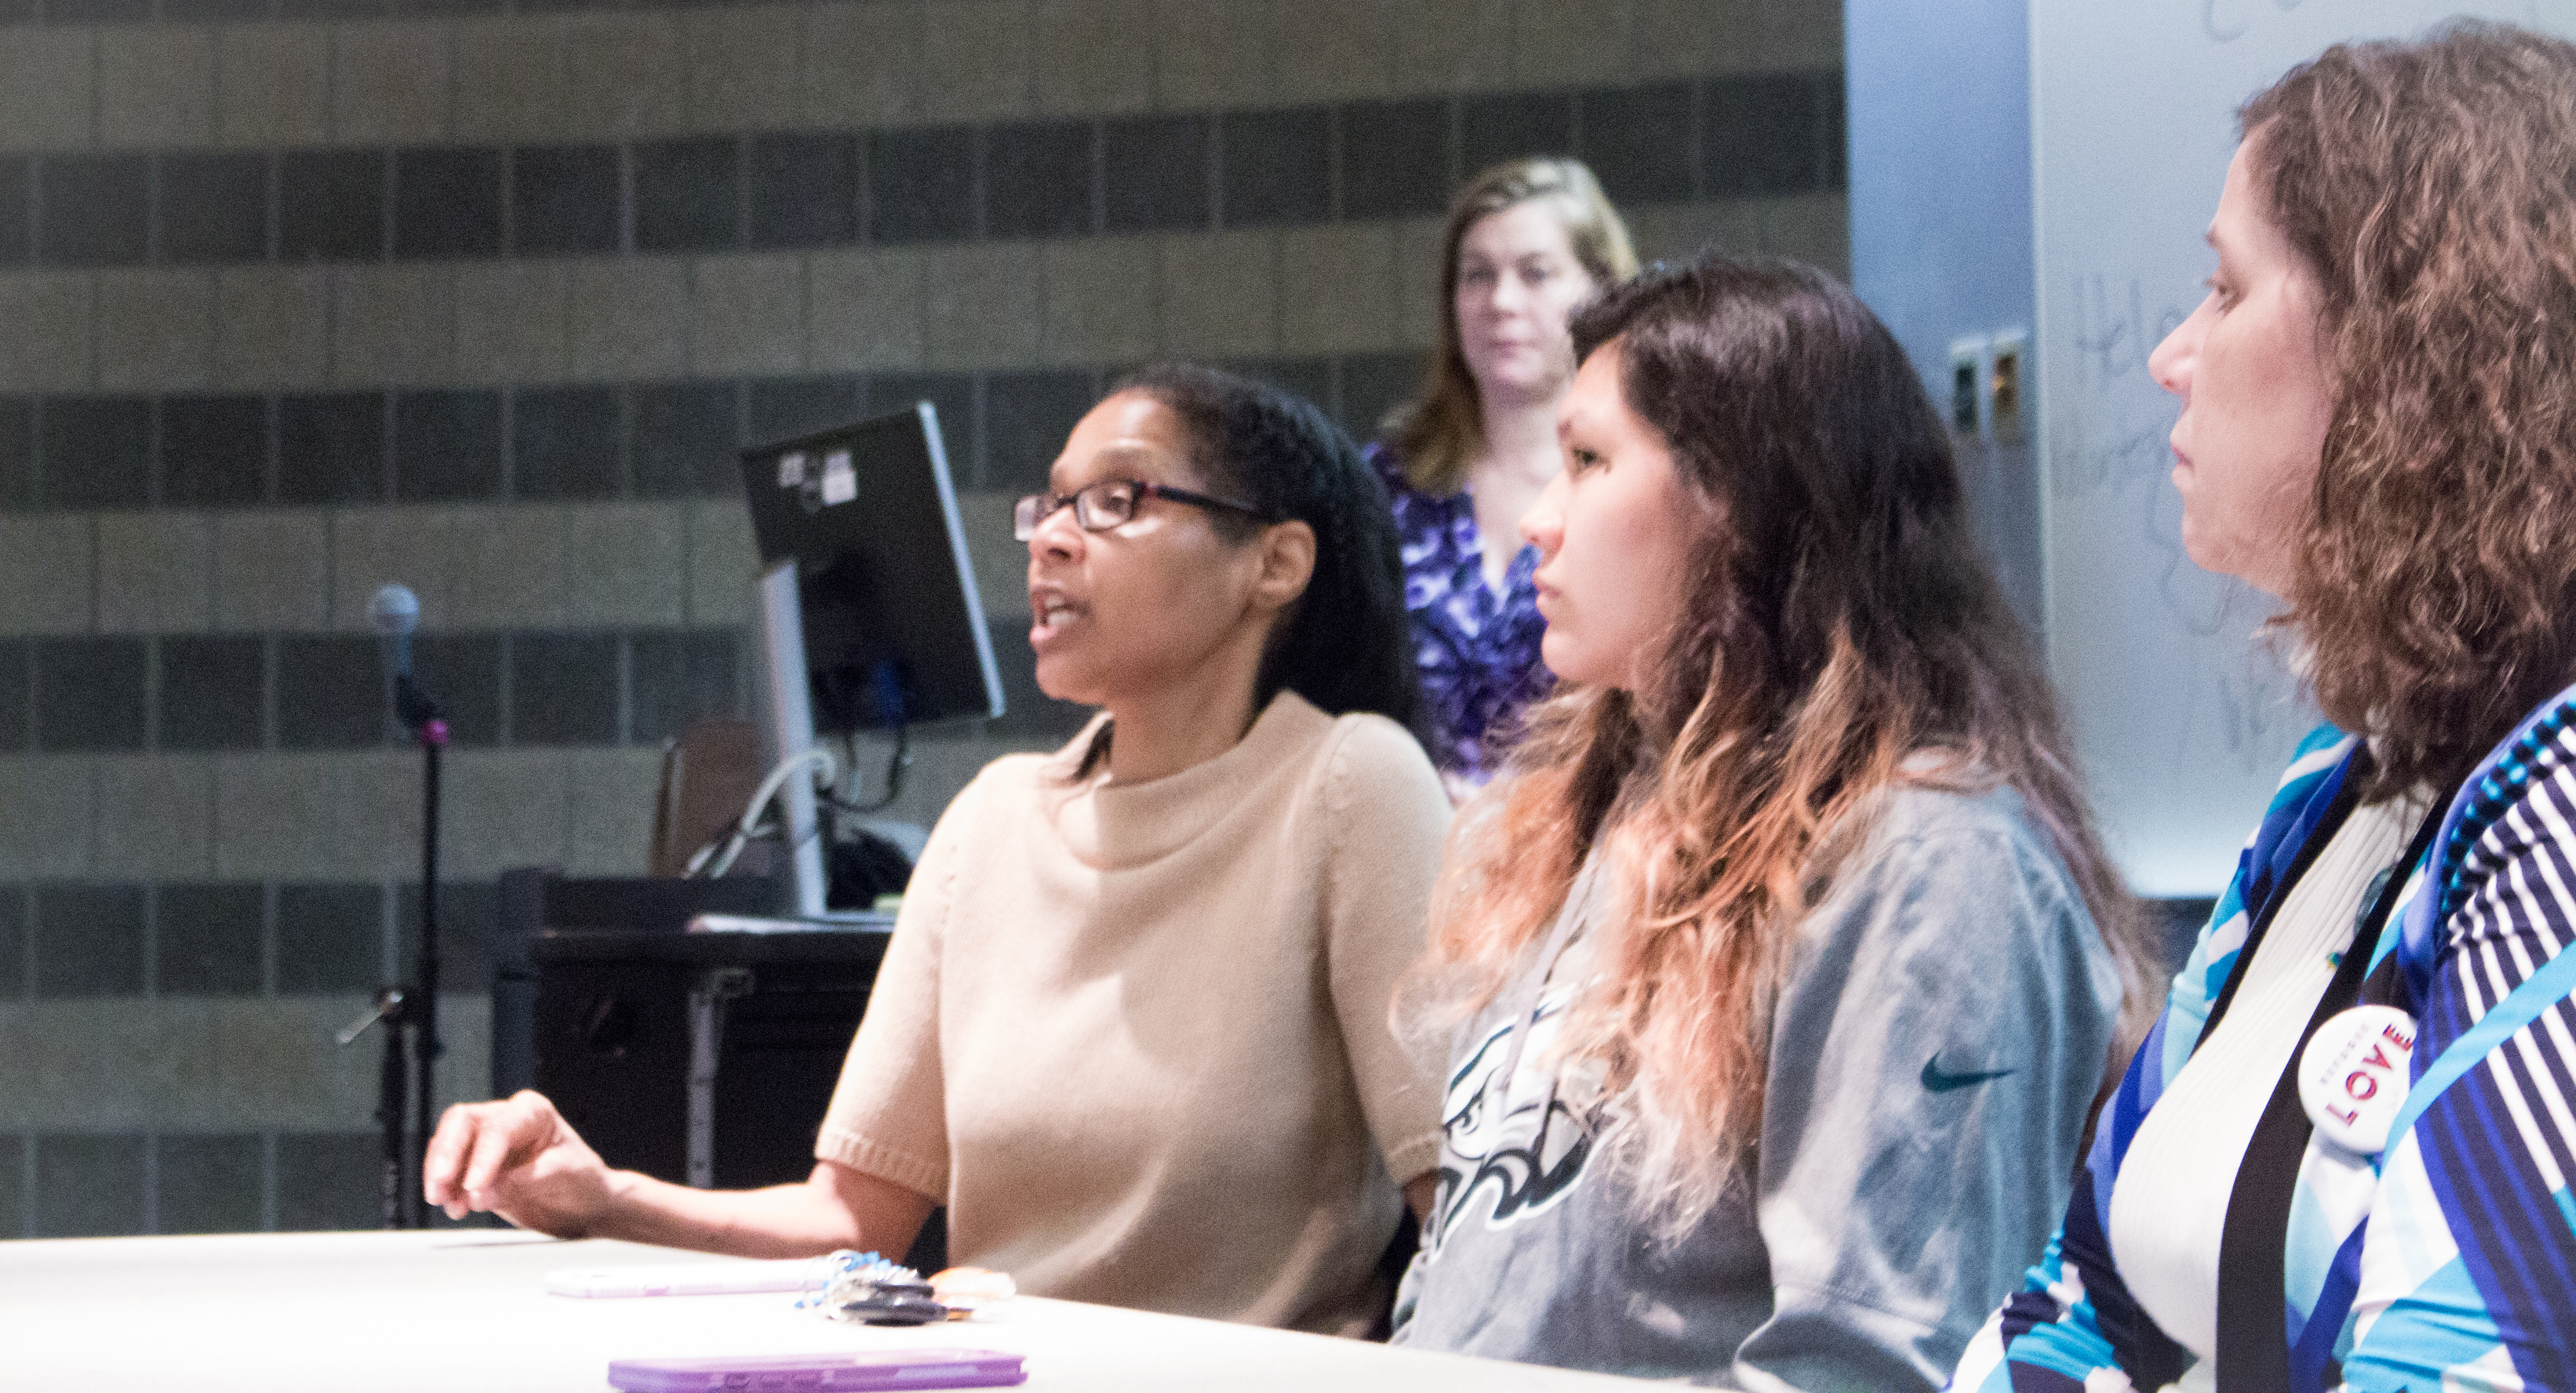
[815,692,1450,1335]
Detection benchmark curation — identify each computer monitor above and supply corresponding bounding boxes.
[738,402,1005,917]
[740,403,1006,733]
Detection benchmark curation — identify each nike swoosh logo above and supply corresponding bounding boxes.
[1921,1056,2016,1092]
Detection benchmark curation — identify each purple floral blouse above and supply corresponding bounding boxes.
[1368,444,1551,784]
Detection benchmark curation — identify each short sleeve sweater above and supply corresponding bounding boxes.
[815,691,1452,1335]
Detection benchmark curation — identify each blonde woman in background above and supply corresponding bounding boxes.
[1372,158,1639,792]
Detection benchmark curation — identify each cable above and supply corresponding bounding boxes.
[681,716,912,882]
[824,723,909,815]
[685,747,838,880]
[832,660,912,815]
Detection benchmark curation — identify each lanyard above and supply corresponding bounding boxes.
[2215,788,2441,1393]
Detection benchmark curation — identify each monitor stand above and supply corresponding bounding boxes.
[757,561,833,919]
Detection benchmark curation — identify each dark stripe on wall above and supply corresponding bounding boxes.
[0,73,1845,273]
[43,0,798,21]
[0,876,487,1000]
[0,1131,427,1240]
[0,626,744,752]
[0,617,1093,753]
[0,352,1422,510]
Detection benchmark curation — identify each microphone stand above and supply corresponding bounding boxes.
[397,676,448,1229]
[342,675,447,1229]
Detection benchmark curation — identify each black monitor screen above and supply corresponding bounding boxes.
[739,404,1004,732]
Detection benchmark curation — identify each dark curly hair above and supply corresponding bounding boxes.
[2242,21,2576,799]
[1108,364,1425,738]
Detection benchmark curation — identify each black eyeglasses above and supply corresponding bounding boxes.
[1013,479,1277,540]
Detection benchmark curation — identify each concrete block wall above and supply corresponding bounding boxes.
[0,0,1846,1236]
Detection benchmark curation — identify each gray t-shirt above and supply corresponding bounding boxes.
[1390,783,2123,1392]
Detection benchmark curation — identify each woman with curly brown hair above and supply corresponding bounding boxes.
[1385,252,2159,1389]
[1953,22,2576,1393]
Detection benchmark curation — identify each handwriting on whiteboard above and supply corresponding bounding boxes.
[2050,264,2309,766]
[2069,275,2190,396]
[2208,652,2309,767]
[2054,274,2193,499]
[2201,0,2328,44]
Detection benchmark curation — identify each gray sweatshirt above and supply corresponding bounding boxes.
[1389,783,2123,1392]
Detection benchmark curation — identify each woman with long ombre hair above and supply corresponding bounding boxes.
[1388,253,2159,1389]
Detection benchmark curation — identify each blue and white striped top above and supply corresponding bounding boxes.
[1952,697,2576,1392]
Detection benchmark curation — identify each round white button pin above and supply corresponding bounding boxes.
[2299,1004,2418,1155]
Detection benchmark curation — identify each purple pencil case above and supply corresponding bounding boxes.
[606,1349,1028,1392]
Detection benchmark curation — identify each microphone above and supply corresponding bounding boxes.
[368,583,419,682]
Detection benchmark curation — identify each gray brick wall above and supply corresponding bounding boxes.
[0,0,1847,1237]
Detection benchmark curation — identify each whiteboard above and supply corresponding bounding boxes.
[2029,0,2566,895]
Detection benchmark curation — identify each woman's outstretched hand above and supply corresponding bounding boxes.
[422,1090,621,1235]
[425,1088,933,1258]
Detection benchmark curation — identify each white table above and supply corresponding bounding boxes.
[0,1230,1648,1391]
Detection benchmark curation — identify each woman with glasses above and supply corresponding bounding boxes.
[425,365,1450,1335]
